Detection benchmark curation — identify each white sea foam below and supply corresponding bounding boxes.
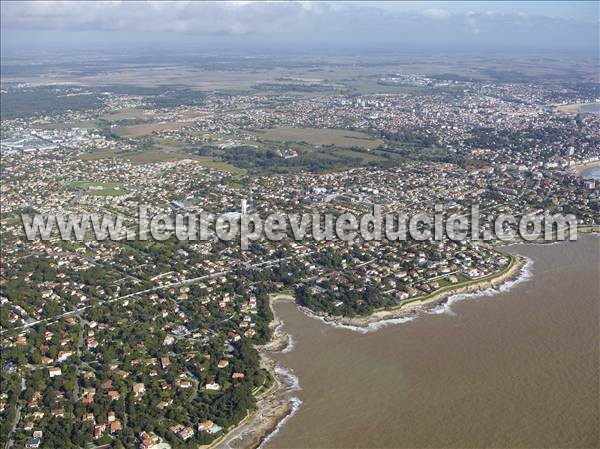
[344,315,418,334]
[256,396,303,449]
[281,334,295,353]
[427,255,534,315]
[273,319,284,333]
[299,255,534,332]
[538,240,568,247]
[258,256,536,447]
[256,364,303,448]
[298,305,417,334]
[274,363,302,391]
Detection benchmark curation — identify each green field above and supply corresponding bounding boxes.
[33,120,100,130]
[113,121,193,138]
[71,181,128,196]
[250,127,383,149]
[193,157,247,174]
[334,148,386,162]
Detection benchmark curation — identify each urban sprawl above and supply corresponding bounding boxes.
[1,69,599,449]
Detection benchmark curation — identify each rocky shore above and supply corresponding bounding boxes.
[212,250,554,446]
[211,236,597,447]
[297,255,530,330]
[208,295,298,449]
[570,159,600,176]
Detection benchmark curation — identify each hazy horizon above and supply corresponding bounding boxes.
[1,1,598,55]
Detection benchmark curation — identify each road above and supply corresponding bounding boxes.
[1,253,309,336]
[4,376,26,449]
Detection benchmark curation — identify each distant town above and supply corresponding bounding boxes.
[1,53,599,449]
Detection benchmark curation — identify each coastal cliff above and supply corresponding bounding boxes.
[211,252,536,448]
[299,254,529,329]
[205,295,299,449]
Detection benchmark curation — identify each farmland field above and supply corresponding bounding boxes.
[251,127,383,149]
[113,121,194,138]
[99,109,157,121]
[77,148,245,173]
[33,120,100,130]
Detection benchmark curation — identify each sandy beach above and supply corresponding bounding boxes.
[555,102,600,114]
[556,103,581,113]
[569,159,600,176]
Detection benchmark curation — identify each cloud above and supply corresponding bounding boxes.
[465,11,481,35]
[421,8,450,20]
[1,1,596,50]
[1,1,327,35]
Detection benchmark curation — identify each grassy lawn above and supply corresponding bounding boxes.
[71,181,124,188]
[194,157,247,174]
[333,148,385,162]
[226,175,246,189]
[71,181,128,196]
[251,126,383,149]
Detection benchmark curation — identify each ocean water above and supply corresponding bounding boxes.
[265,235,599,448]
[581,166,600,180]
[580,103,600,114]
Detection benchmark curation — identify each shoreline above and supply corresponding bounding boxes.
[211,235,598,447]
[297,253,530,331]
[569,160,600,177]
[555,102,600,114]
[206,294,298,449]
[297,233,596,332]
[495,225,599,246]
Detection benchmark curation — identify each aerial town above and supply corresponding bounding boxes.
[1,62,599,449]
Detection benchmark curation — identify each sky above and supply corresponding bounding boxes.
[1,1,598,54]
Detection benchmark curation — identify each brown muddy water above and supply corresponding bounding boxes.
[264,236,599,449]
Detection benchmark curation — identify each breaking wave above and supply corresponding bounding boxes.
[281,334,295,353]
[299,255,534,332]
[300,308,418,334]
[257,396,302,449]
[274,363,302,391]
[427,255,534,315]
[256,365,303,448]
